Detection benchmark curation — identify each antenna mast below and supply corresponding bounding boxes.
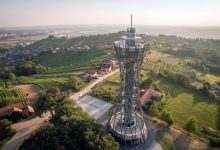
[131,14,133,28]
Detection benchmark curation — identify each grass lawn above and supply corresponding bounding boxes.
[155,78,220,138]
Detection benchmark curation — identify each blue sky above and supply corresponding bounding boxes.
[0,0,220,27]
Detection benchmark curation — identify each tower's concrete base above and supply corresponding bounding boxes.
[119,119,162,150]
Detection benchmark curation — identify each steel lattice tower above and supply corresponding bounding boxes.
[108,15,149,147]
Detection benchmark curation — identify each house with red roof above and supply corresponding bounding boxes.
[0,103,35,122]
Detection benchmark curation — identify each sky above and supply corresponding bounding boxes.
[0,0,220,27]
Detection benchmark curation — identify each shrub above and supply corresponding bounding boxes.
[185,116,198,132]
[209,137,220,148]
[149,101,159,116]
[0,119,16,142]
[69,76,84,90]
[161,111,173,125]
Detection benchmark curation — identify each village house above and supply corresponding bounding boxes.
[100,63,112,73]
[52,47,60,54]
[80,70,98,82]
[100,59,119,73]
[107,60,116,69]
[212,82,220,91]
[183,71,196,81]
[140,89,160,106]
[85,70,98,78]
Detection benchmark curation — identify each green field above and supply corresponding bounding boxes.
[154,78,220,137]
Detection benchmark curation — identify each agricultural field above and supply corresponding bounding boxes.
[17,76,70,92]
[0,87,28,107]
[38,48,114,68]
[27,37,82,53]
[154,77,220,138]
[19,49,115,93]
[15,84,40,102]
[27,32,123,54]
[0,79,5,90]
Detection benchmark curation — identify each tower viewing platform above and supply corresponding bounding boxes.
[108,15,153,149]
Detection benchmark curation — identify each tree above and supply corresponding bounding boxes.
[69,76,84,90]
[34,87,67,117]
[8,72,16,81]
[209,137,220,148]
[0,119,16,142]
[140,77,153,89]
[20,119,119,150]
[161,111,173,125]
[52,98,89,124]
[34,64,46,74]
[15,61,46,76]
[19,124,61,150]
[185,116,198,132]
[202,65,209,75]
[148,101,159,116]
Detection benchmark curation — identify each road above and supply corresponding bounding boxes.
[69,69,119,100]
[1,69,119,150]
[1,113,50,150]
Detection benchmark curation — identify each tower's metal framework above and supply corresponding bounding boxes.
[108,15,149,147]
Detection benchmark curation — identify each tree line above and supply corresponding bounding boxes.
[0,61,46,82]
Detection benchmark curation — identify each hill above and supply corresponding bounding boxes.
[27,32,124,54]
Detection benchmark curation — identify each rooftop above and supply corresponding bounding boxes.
[76,95,113,122]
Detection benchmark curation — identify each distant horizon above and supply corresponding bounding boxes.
[1,0,220,27]
[1,24,220,29]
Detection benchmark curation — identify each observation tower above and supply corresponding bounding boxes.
[108,15,150,149]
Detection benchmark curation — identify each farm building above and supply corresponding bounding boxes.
[213,82,220,90]
[0,103,35,122]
